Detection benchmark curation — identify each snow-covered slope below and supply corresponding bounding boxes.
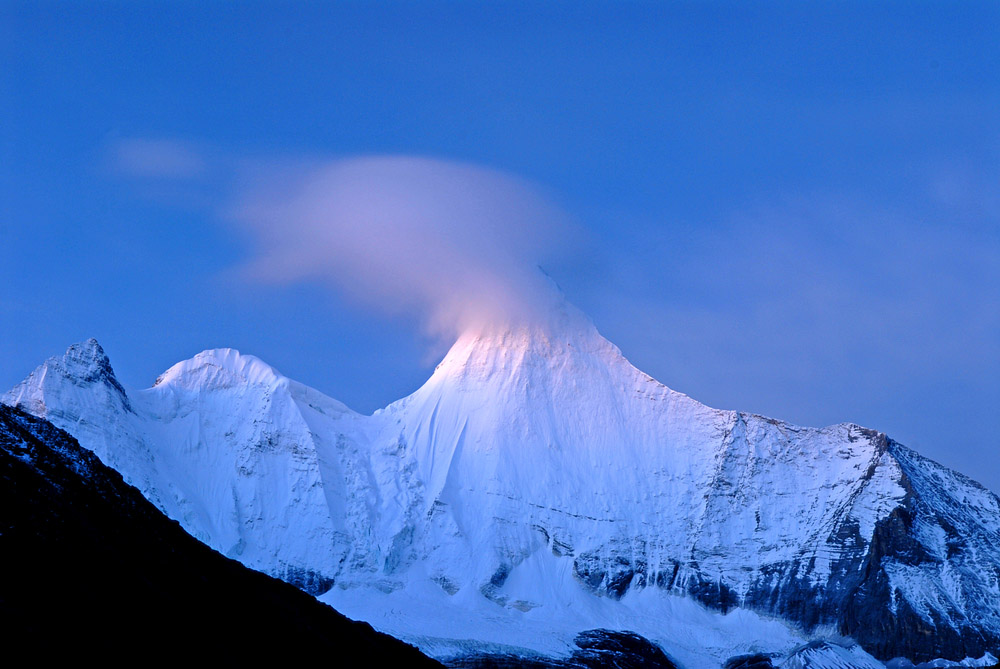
[6,300,1000,666]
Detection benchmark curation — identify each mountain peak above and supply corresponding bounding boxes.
[61,338,116,382]
[425,296,669,407]
[441,292,618,362]
[2,338,132,415]
[8,327,1000,665]
[152,348,286,391]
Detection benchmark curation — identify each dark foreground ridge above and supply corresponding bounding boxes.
[0,403,442,665]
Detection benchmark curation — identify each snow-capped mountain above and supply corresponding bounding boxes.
[5,298,999,667]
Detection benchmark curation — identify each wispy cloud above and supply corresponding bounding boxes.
[107,141,582,338]
[226,155,578,338]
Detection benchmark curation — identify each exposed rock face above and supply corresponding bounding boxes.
[448,630,678,668]
[838,443,1000,662]
[6,303,999,666]
[572,630,679,669]
[0,403,442,666]
[723,654,774,669]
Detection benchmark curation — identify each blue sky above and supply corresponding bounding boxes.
[2,2,998,491]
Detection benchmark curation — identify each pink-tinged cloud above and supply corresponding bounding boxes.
[229,156,576,338]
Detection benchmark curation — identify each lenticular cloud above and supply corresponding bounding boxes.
[230,155,574,338]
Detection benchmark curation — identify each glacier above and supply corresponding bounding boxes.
[5,297,1000,667]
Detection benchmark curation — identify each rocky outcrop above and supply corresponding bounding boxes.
[448,630,677,668]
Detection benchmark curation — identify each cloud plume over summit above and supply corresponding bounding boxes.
[229,156,576,338]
